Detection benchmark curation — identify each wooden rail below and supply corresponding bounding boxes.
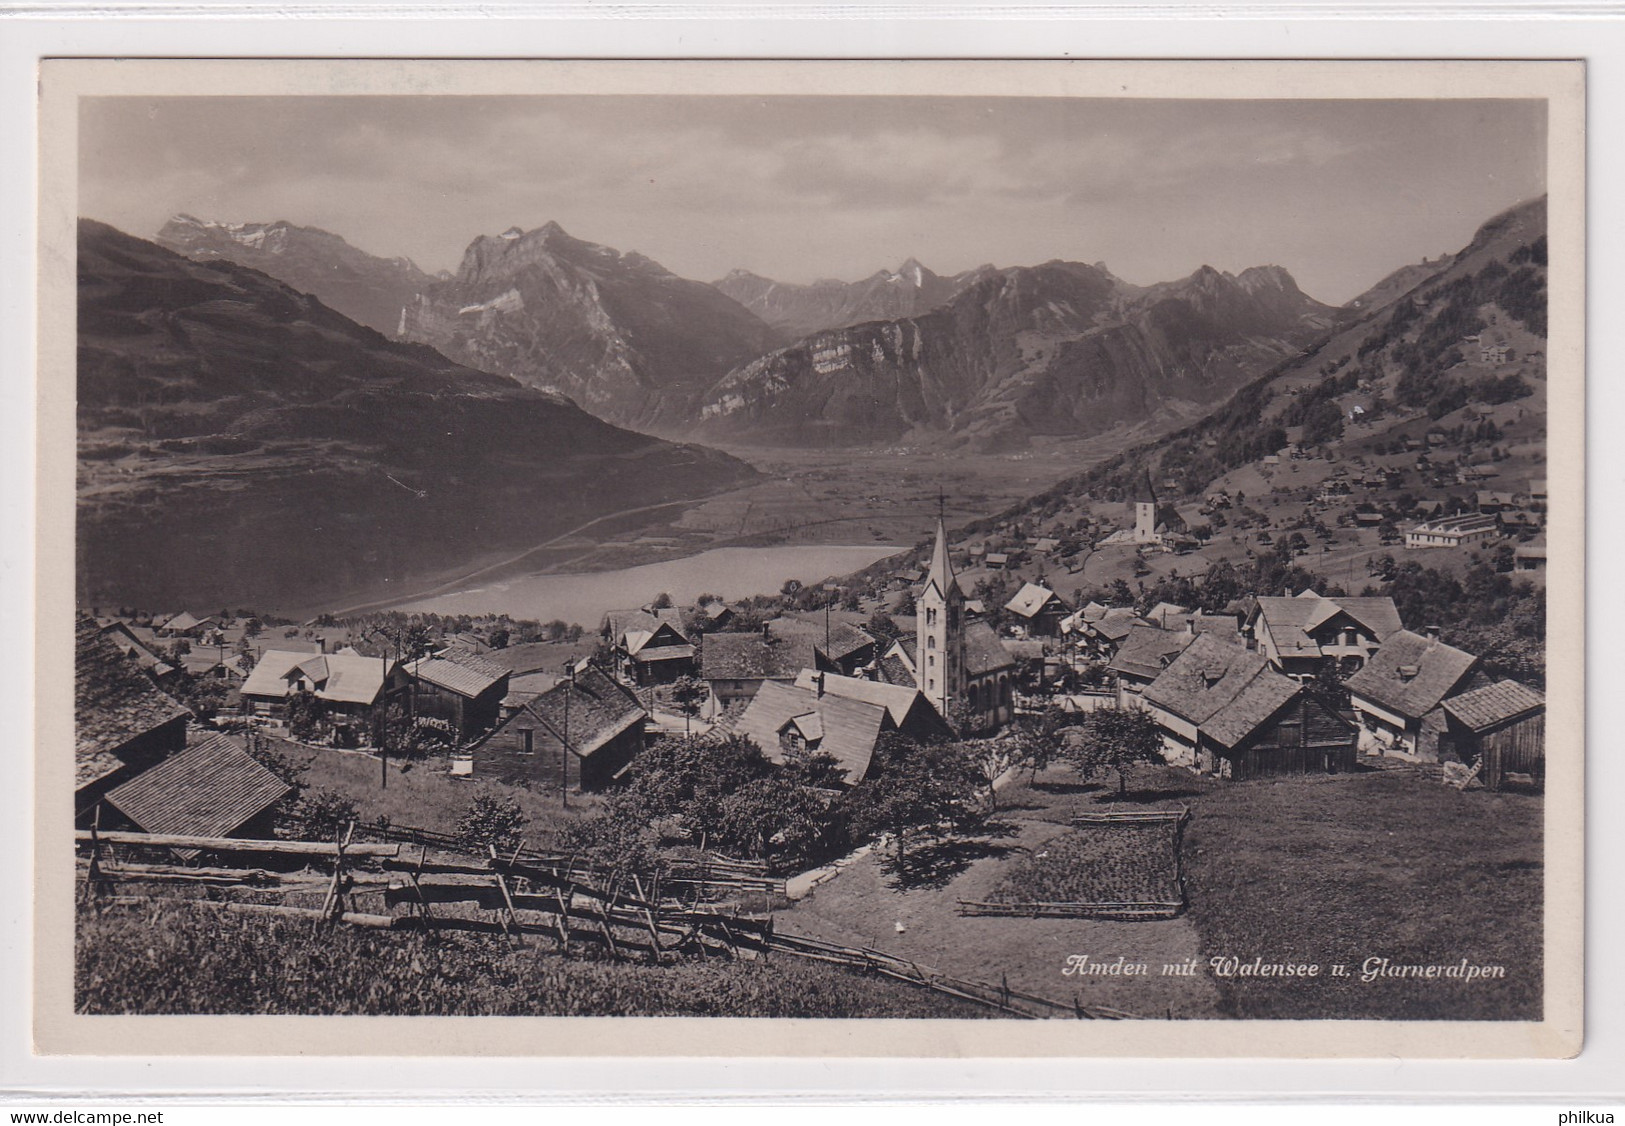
[74,829,399,857]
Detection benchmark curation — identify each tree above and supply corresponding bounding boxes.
[840,733,984,883]
[651,591,674,610]
[487,627,510,650]
[865,607,901,643]
[456,792,529,855]
[717,776,848,869]
[403,623,434,660]
[670,675,707,735]
[1061,707,1165,799]
[966,734,1022,813]
[298,789,359,842]
[284,688,327,742]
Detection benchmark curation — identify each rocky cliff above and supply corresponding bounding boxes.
[398,222,782,430]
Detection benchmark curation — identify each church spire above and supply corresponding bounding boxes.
[926,514,955,600]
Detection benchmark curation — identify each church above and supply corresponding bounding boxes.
[914,518,1018,735]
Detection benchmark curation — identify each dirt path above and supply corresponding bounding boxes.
[778,815,1224,1019]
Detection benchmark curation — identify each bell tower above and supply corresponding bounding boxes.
[917,515,966,724]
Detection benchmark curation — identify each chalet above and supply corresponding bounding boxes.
[1515,540,1547,573]
[791,669,954,745]
[1032,537,1061,556]
[1141,635,1358,780]
[1246,591,1402,676]
[240,650,404,733]
[1499,509,1542,531]
[470,663,647,792]
[1406,512,1498,549]
[872,636,919,689]
[75,617,192,824]
[178,651,249,681]
[601,608,695,685]
[1107,626,1198,706]
[730,680,891,786]
[156,611,214,638]
[1076,607,1151,660]
[1529,479,1548,503]
[404,650,511,739]
[1439,680,1545,791]
[699,627,816,710]
[1344,630,1482,760]
[1003,582,1071,637]
[1476,490,1518,514]
[101,731,291,841]
[1353,511,1385,527]
[984,552,1010,571]
[699,601,736,631]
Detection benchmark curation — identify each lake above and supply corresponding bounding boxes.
[393,544,904,625]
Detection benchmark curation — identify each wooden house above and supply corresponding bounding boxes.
[1002,582,1071,637]
[404,650,511,739]
[1246,591,1402,677]
[1439,680,1545,790]
[471,663,647,792]
[1345,630,1484,761]
[601,608,695,686]
[814,622,880,677]
[240,649,404,735]
[1140,635,1357,780]
[699,627,817,710]
[75,617,192,824]
[1107,625,1198,706]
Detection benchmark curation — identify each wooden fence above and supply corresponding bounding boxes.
[956,807,1190,921]
[75,826,1128,1019]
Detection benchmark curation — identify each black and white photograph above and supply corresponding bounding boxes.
[36,59,1583,1056]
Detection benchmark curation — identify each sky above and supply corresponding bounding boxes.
[79,95,1546,305]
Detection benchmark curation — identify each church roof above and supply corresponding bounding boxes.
[923,517,958,601]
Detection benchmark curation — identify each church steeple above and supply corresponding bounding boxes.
[917,515,965,724]
[924,515,955,602]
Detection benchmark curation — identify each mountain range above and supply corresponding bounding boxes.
[712,259,985,339]
[77,220,755,611]
[696,259,1342,450]
[160,216,1344,449]
[156,215,437,338]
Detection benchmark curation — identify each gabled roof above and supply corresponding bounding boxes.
[1144,602,1191,627]
[1251,593,1402,654]
[1345,630,1479,721]
[964,621,1017,676]
[511,664,647,759]
[783,712,824,744]
[1142,635,1301,750]
[99,621,175,678]
[407,650,510,699]
[793,668,931,729]
[76,618,192,790]
[603,608,688,646]
[1004,582,1065,619]
[1107,626,1198,681]
[103,732,291,838]
[158,611,210,633]
[700,631,815,680]
[817,622,878,663]
[922,517,959,602]
[732,681,886,784]
[1442,680,1544,732]
[1088,608,1147,643]
[241,650,394,706]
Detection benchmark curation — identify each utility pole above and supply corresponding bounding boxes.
[561,659,572,809]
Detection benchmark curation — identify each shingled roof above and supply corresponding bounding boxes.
[732,680,887,785]
[603,608,688,646]
[241,649,394,706]
[700,631,815,681]
[1251,593,1403,656]
[817,622,878,663]
[1345,630,1478,721]
[76,618,192,790]
[103,732,291,838]
[1442,680,1544,732]
[513,664,647,759]
[1004,582,1063,620]
[406,650,510,699]
[963,621,1017,676]
[1142,634,1301,749]
[1107,626,1198,681]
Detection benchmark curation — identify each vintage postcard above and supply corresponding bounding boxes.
[33,58,1584,1058]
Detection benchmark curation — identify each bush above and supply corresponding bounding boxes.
[298,789,360,842]
[456,792,529,855]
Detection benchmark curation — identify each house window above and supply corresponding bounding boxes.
[520,729,534,755]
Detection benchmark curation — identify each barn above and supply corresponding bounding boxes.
[1141,635,1358,780]
[1439,680,1545,791]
